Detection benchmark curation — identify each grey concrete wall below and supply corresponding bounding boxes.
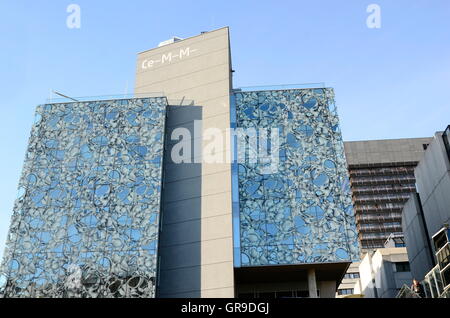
[135,27,234,298]
[378,261,412,298]
[402,193,435,280]
[319,281,339,298]
[344,138,432,166]
[158,106,202,297]
[359,248,411,298]
[415,132,450,239]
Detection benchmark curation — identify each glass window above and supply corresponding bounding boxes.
[436,267,447,293]
[338,289,354,295]
[429,273,439,297]
[441,270,450,291]
[423,279,432,298]
[1,98,167,298]
[437,244,450,270]
[344,273,360,279]
[395,262,411,272]
[235,89,359,266]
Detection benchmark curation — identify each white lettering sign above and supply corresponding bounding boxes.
[142,47,198,69]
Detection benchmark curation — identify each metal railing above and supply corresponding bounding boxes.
[45,92,166,104]
[396,284,421,298]
[234,83,326,92]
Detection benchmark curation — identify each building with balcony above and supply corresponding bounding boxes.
[344,138,432,252]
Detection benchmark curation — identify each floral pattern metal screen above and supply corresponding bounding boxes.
[235,88,359,266]
[0,97,166,297]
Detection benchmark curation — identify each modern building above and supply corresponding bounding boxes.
[336,261,361,297]
[421,264,446,298]
[0,27,359,298]
[402,126,450,284]
[401,193,436,281]
[357,243,412,298]
[337,233,406,297]
[135,26,235,298]
[0,97,168,297]
[232,87,359,298]
[421,226,450,298]
[414,128,450,243]
[398,226,450,298]
[344,137,432,252]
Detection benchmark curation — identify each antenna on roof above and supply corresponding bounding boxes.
[52,91,79,102]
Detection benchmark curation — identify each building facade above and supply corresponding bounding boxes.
[398,226,450,298]
[402,127,450,285]
[425,227,450,297]
[357,246,412,298]
[233,88,359,298]
[0,27,359,298]
[0,97,167,297]
[344,138,432,252]
[336,261,361,297]
[401,193,435,281]
[135,26,235,298]
[234,88,359,266]
[414,129,450,242]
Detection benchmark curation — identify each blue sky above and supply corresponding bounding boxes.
[0,0,449,259]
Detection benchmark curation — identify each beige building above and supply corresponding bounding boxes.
[336,262,361,297]
[357,247,412,298]
[135,27,234,298]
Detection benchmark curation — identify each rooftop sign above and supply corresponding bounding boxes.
[141,47,199,70]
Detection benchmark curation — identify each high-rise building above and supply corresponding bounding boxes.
[344,138,432,252]
[0,27,359,298]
